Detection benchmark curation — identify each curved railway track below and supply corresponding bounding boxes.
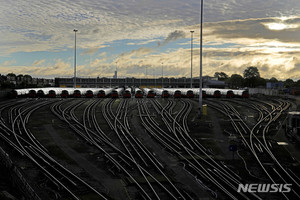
[0,99,108,200]
[206,98,300,199]
[0,96,299,200]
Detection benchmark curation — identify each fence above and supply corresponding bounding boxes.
[248,88,279,96]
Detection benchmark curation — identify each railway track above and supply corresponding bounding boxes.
[138,99,262,199]
[207,98,300,199]
[0,96,299,200]
[0,99,108,200]
[51,98,192,199]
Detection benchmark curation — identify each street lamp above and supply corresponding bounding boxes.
[199,0,203,117]
[146,65,148,87]
[153,67,156,88]
[161,62,164,88]
[73,29,78,88]
[190,30,194,88]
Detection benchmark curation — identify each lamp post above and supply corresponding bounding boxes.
[146,65,148,88]
[73,29,78,88]
[154,68,156,88]
[161,62,164,88]
[199,0,203,117]
[190,30,194,88]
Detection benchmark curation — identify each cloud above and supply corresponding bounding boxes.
[0,59,72,78]
[204,17,300,45]
[2,1,300,80]
[2,60,16,66]
[33,59,45,66]
[81,47,99,56]
[158,30,186,47]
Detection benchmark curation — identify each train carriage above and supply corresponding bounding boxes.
[166,89,181,98]
[191,88,206,98]
[135,88,143,98]
[111,88,123,98]
[10,90,18,98]
[97,88,113,98]
[48,90,57,98]
[97,90,106,98]
[28,89,37,98]
[73,89,82,98]
[226,90,235,98]
[85,90,94,98]
[204,88,221,98]
[37,90,45,98]
[143,88,155,98]
[232,89,250,98]
[219,89,235,98]
[241,90,249,98]
[186,90,194,98]
[123,88,132,98]
[61,90,69,98]
[162,90,170,98]
[153,88,170,98]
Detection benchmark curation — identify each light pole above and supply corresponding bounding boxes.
[146,65,148,87]
[199,0,203,117]
[73,29,78,88]
[161,62,164,88]
[190,30,194,88]
[154,68,156,88]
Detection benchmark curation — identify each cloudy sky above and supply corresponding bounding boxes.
[1,0,300,80]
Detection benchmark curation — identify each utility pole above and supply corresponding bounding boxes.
[190,30,194,88]
[154,68,156,88]
[73,29,78,88]
[161,62,164,88]
[146,65,148,88]
[199,0,203,117]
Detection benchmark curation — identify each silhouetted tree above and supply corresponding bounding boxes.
[243,66,260,87]
[214,72,229,81]
[256,77,267,87]
[228,74,244,88]
[284,78,294,88]
[269,77,278,82]
[6,73,16,81]
[296,80,300,87]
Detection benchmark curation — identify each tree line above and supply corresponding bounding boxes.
[0,73,53,89]
[214,66,300,89]
[1,67,300,89]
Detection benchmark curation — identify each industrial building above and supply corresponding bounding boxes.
[55,76,225,88]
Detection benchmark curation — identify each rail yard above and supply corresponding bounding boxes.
[1,87,300,200]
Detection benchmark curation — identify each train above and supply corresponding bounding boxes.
[153,88,170,98]
[123,88,132,98]
[181,89,194,98]
[61,90,69,98]
[111,88,124,98]
[9,87,249,99]
[48,90,57,98]
[37,89,45,98]
[73,89,81,98]
[97,88,113,98]
[165,89,182,98]
[231,89,249,98]
[219,89,234,98]
[143,88,156,98]
[135,88,143,98]
[28,89,37,98]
